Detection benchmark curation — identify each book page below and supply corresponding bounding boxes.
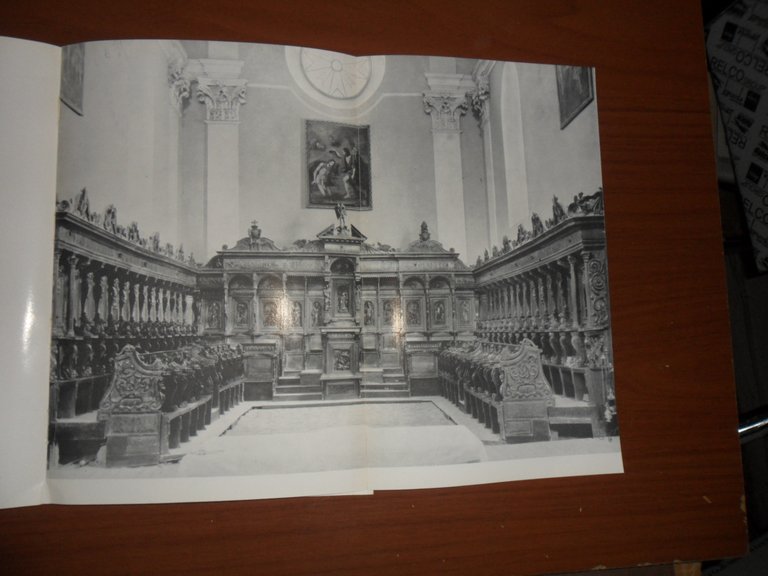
[45,39,621,506]
[0,37,61,508]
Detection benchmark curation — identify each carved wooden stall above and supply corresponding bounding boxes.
[439,339,557,442]
[50,190,244,465]
[470,191,615,438]
[98,343,244,466]
[198,219,476,401]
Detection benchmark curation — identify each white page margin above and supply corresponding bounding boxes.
[0,37,61,508]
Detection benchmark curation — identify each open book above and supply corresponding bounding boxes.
[0,36,622,509]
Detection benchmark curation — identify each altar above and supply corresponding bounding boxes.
[198,213,477,401]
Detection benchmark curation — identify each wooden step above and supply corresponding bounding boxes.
[360,389,410,399]
[273,391,324,401]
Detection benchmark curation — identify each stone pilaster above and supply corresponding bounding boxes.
[192,55,247,259]
[423,72,475,260]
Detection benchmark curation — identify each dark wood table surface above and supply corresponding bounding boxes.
[0,1,747,574]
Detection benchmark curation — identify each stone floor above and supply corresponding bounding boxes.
[48,396,620,480]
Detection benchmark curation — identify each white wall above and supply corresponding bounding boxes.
[57,40,182,246]
[56,41,603,265]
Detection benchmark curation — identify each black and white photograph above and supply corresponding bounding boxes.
[45,39,620,503]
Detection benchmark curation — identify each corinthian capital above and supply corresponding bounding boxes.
[423,93,468,132]
[196,77,248,123]
[422,72,475,133]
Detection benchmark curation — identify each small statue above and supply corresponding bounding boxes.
[248,220,262,249]
[476,255,482,267]
[334,202,349,234]
[492,245,499,258]
[176,244,184,261]
[150,233,161,253]
[502,235,511,252]
[74,188,90,220]
[516,224,529,245]
[419,221,430,242]
[531,213,544,237]
[103,205,117,234]
[483,249,489,262]
[128,222,141,243]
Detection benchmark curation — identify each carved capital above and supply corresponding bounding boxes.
[467,78,490,125]
[168,58,190,115]
[423,92,468,132]
[197,77,248,123]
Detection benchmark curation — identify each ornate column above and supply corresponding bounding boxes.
[52,249,66,336]
[66,254,80,337]
[252,273,260,331]
[109,273,120,328]
[529,275,539,329]
[141,284,149,323]
[568,255,581,330]
[121,278,131,323]
[149,286,158,323]
[97,267,109,324]
[131,282,141,323]
[582,251,609,329]
[195,54,247,259]
[185,293,194,326]
[423,71,474,259]
[223,272,231,335]
[157,287,165,323]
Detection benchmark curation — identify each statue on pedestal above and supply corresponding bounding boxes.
[334,203,349,235]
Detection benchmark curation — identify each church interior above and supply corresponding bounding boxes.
[49,40,616,472]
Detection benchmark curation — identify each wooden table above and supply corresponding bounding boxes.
[0,1,746,574]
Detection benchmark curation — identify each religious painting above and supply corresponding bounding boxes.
[555,66,593,129]
[306,120,371,210]
[60,43,85,115]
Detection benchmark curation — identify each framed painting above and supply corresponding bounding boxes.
[555,65,594,129]
[306,119,371,210]
[60,43,84,115]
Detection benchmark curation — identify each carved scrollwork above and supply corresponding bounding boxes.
[585,255,608,327]
[98,345,165,415]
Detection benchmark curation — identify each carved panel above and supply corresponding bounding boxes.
[98,345,164,415]
[261,299,279,328]
[431,298,448,327]
[405,298,424,328]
